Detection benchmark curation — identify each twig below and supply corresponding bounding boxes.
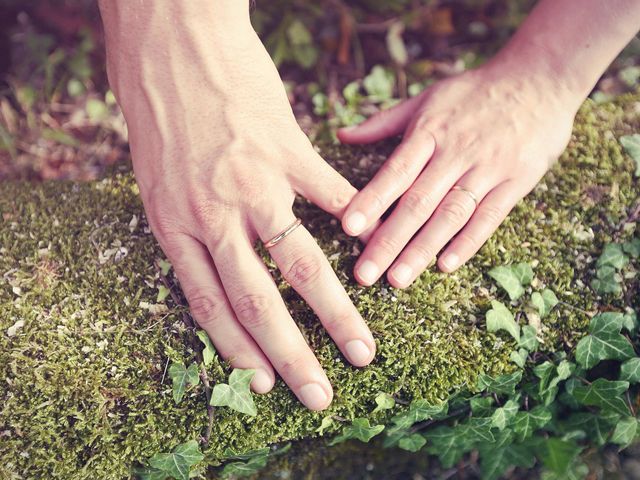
[558,300,592,316]
[160,357,170,385]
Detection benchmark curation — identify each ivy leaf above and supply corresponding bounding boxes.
[620,357,640,383]
[479,443,535,480]
[591,266,623,295]
[531,289,559,318]
[156,285,170,303]
[562,412,618,447]
[132,465,167,480]
[316,417,334,435]
[329,418,385,446]
[158,259,172,276]
[168,362,200,404]
[488,263,533,300]
[611,417,639,447]
[622,311,638,333]
[572,378,630,416]
[223,447,270,461]
[486,300,520,342]
[477,371,522,396]
[575,315,635,369]
[622,237,640,258]
[596,243,629,270]
[372,393,395,413]
[518,325,540,352]
[398,433,426,452]
[491,399,519,431]
[620,134,640,176]
[221,454,268,478]
[210,368,257,416]
[425,426,468,469]
[470,396,495,416]
[460,417,495,444]
[534,360,574,405]
[510,348,528,368]
[389,400,448,431]
[591,312,626,333]
[383,400,447,448]
[148,440,204,480]
[513,405,552,442]
[512,263,534,285]
[537,438,583,475]
[363,65,395,102]
[196,330,216,367]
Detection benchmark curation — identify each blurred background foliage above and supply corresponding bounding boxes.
[0,0,638,180]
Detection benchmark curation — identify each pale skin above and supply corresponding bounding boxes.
[98,0,640,410]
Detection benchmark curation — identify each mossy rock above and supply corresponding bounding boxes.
[1,94,639,479]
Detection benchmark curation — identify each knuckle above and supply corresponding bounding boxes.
[233,293,273,329]
[372,235,400,257]
[187,289,227,327]
[323,309,354,333]
[455,231,479,250]
[385,155,414,181]
[278,354,307,378]
[411,243,436,265]
[479,204,505,225]
[363,189,385,212]
[284,254,323,292]
[439,199,470,225]
[328,186,355,213]
[402,189,434,218]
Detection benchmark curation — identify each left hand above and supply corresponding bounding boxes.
[338,63,579,288]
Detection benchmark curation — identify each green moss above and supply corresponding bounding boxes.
[0,93,638,479]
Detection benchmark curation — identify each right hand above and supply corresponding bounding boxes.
[103,18,375,410]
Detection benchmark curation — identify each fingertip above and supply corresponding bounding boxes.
[251,367,275,394]
[354,259,379,286]
[336,126,358,144]
[438,252,460,273]
[342,210,367,237]
[387,262,413,289]
[299,382,333,411]
[344,339,376,367]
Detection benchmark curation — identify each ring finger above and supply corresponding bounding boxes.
[388,170,495,288]
[258,213,376,368]
[212,228,333,411]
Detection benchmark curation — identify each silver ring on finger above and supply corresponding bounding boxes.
[263,218,303,249]
[451,185,479,208]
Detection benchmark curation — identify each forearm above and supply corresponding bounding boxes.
[97,0,286,181]
[491,0,640,107]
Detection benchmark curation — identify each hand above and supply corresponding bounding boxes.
[338,64,579,288]
[105,24,375,410]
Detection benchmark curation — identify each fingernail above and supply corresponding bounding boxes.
[391,263,413,285]
[345,339,372,366]
[299,383,329,410]
[357,260,379,285]
[440,252,459,271]
[345,211,367,235]
[251,368,273,394]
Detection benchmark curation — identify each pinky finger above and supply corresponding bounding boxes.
[437,181,524,272]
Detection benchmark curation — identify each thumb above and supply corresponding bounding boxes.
[337,94,422,145]
[290,147,358,219]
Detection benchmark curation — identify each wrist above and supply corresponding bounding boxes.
[483,40,586,115]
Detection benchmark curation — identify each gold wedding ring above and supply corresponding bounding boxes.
[452,185,478,207]
[263,218,303,249]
